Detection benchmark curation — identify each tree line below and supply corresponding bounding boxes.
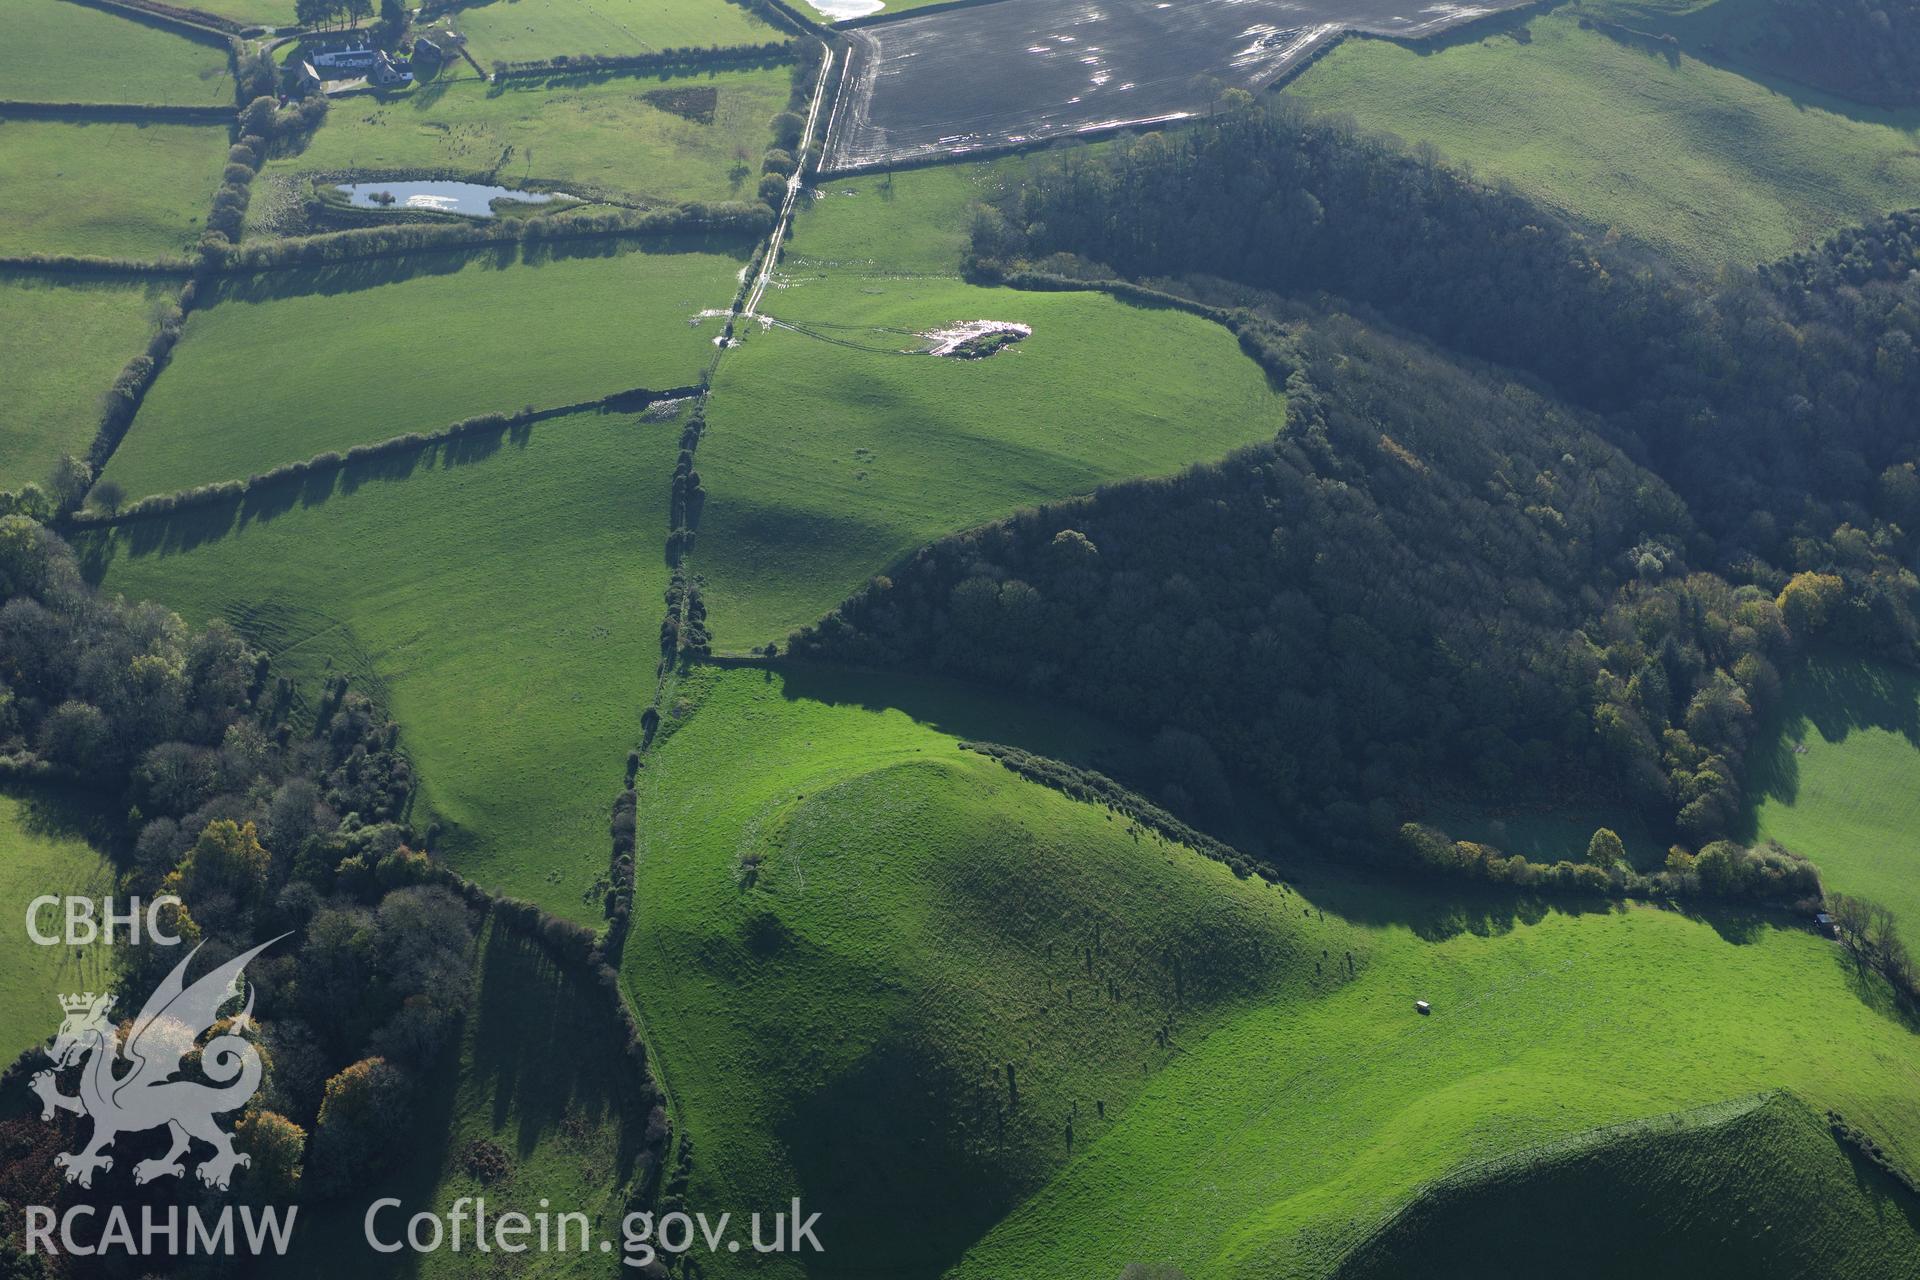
[0,515,668,1239]
[971,98,1920,565]
[1736,0,1920,107]
[1399,821,1822,906]
[791,100,1920,873]
[1827,892,1920,1004]
[960,99,1920,854]
[791,309,1699,862]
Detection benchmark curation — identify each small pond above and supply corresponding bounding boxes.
[332,180,572,217]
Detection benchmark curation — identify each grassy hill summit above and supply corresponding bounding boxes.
[621,665,1920,1280]
[1334,1091,1920,1280]
[624,664,1332,1275]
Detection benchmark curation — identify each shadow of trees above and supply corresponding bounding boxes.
[468,928,644,1181]
[1739,653,1920,833]
[764,658,1147,780]
[210,229,750,304]
[1,781,120,853]
[485,53,798,100]
[75,423,531,578]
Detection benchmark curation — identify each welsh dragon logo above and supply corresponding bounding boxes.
[30,936,283,1191]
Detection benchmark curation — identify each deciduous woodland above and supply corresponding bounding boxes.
[800,104,1920,866]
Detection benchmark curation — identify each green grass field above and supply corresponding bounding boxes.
[0,790,116,1062]
[451,0,781,63]
[1283,11,1920,272]
[0,118,226,260]
[256,66,792,211]
[696,162,1284,648]
[0,273,170,490]
[99,243,741,499]
[789,159,1035,275]
[284,920,650,1278]
[621,664,1920,1280]
[624,664,1311,1277]
[190,0,296,25]
[697,276,1284,647]
[1751,656,1920,953]
[0,0,234,105]
[1337,1091,1920,1279]
[955,883,1920,1280]
[87,406,680,921]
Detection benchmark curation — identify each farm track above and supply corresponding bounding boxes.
[742,45,837,320]
[598,37,838,1148]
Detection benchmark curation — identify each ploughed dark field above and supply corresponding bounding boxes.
[823,0,1524,169]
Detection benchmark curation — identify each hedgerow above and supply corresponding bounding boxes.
[203,201,772,272]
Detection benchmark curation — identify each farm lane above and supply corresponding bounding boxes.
[745,46,839,320]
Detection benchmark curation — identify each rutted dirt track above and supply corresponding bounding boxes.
[822,0,1530,170]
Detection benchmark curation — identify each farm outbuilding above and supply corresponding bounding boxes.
[311,47,378,70]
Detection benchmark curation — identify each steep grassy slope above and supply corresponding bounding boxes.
[957,887,1920,1280]
[0,273,167,489]
[0,119,226,259]
[623,664,1308,1277]
[624,665,1920,1280]
[256,67,791,211]
[452,0,781,63]
[1751,655,1920,951]
[699,154,1285,651]
[0,790,116,1061]
[1335,1092,1920,1280]
[87,407,680,921]
[1283,11,1920,272]
[284,920,650,1278]
[100,244,740,499]
[0,0,234,105]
